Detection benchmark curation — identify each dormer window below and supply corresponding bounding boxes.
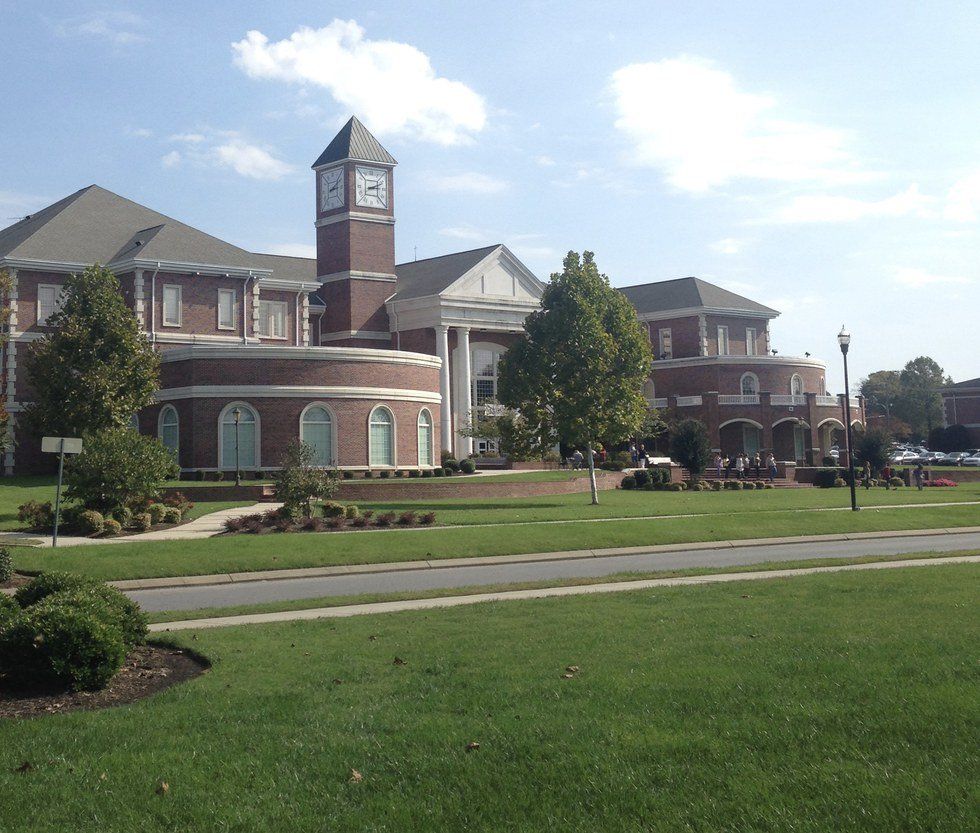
[36,284,65,325]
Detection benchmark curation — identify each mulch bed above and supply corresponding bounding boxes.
[0,644,210,720]
[1,573,31,591]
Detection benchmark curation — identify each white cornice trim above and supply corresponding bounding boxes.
[636,306,778,322]
[315,211,394,228]
[312,158,396,171]
[1,257,92,273]
[108,257,273,279]
[152,332,260,345]
[650,355,827,370]
[158,344,441,368]
[259,278,322,292]
[156,385,439,404]
[319,330,391,342]
[318,270,397,284]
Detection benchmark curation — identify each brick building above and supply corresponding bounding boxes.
[940,378,980,446]
[0,117,862,475]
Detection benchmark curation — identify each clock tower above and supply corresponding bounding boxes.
[312,116,397,347]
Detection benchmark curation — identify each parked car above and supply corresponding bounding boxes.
[939,451,969,466]
[889,451,919,465]
[922,451,946,464]
[962,451,980,467]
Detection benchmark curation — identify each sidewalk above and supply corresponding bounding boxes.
[111,525,980,591]
[148,553,980,632]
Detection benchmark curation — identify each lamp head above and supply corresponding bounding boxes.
[232,407,241,424]
[837,326,851,354]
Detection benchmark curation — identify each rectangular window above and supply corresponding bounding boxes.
[36,284,64,325]
[162,285,182,327]
[717,325,730,356]
[746,327,756,355]
[217,288,236,330]
[258,300,287,339]
[658,328,672,359]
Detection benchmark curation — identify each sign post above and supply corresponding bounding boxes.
[41,436,83,547]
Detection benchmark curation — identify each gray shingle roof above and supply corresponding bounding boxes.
[946,377,980,389]
[618,276,778,316]
[250,252,318,283]
[392,244,500,301]
[311,116,397,168]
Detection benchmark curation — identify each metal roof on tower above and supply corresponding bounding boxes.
[311,116,397,168]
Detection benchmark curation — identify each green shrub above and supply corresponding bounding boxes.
[322,501,346,518]
[15,573,147,647]
[273,441,339,518]
[379,470,391,479]
[667,482,684,491]
[363,470,374,479]
[395,470,406,478]
[0,546,12,583]
[375,511,396,527]
[196,470,208,481]
[764,483,775,489]
[822,456,837,466]
[75,509,105,536]
[633,468,651,488]
[834,477,847,488]
[344,505,360,520]
[459,458,477,474]
[133,512,152,532]
[422,469,434,478]
[598,461,622,471]
[163,507,182,524]
[211,470,225,482]
[397,510,417,526]
[812,468,841,488]
[419,511,436,525]
[147,503,167,524]
[342,470,354,479]
[0,593,19,630]
[409,469,421,478]
[442,458,459,472]
[434,468,446,477]
[620,474,636,490]
[102,518,122,537]
[0,595,127,691]
[17,500,54,532]
[110,505,134,527]
[889,476,904,488]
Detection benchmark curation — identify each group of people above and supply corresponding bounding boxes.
[628,443,649,468]
[713,452,779,483]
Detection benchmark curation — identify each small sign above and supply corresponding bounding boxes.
[41,436,83,455]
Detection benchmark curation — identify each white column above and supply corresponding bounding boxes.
[457,326,473,457]
[436,325,452,454]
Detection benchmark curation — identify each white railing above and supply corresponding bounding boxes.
[771,395,806,406]
[647,397,668,408]
[815,395,839,407]
[718,394,760,405]
[849,397,861,409]
[675,395,702,407]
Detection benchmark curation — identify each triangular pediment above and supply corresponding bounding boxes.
[441,245,544,302]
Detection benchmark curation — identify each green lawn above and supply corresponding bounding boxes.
[1,564,976,831]
[10,502,980,581]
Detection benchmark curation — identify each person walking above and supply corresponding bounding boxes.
[862,460,872,489]
[735,453,745,480]
[638,443,647,468]
[753,452,762,479]
[713,453,723,479]
[723,454,733,480]
[629,443,638,467]
[914,462,924,490]
[766,452,777,483]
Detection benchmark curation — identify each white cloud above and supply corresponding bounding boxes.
[610,55,867,192]
[213,140,294,180]
[160,150,181,168]
[169,133,206,144]
[893,267,973,288]
[944,171,980,222]
[710,237,744,255]
[535,155,556,167]
[262,243,317,258]
[232,20,486,145]
[427,172,508,194]
[762,185,934,224]
[55,11,146,45]
[439,226,487,241]
[126,127,153,139]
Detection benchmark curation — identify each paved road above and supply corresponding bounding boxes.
[128,531,980,612]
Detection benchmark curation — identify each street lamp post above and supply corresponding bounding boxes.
[233,406,242,487]
[837,327,859,511]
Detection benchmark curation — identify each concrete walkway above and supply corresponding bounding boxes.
[127,528,980,612]
[148,553,980,632]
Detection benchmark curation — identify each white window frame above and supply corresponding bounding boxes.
[658,328,672,359]
[417,408,434,467]
[217,288,237,330]
[791,374,804,396]
[258,299,287,339]
[740,372,759,396]
[368,405,396,468]
[746,327,756,356]
[717,326,730,356]
[36,283,64,326]
[158,405,179,458]
[162,284,182,327]
[299,402,336,467]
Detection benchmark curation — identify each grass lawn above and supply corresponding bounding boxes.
[9,501,980,581]
[1,564,976,831]
[143,547,978,623]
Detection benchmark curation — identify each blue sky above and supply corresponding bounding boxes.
[2,1,979,391]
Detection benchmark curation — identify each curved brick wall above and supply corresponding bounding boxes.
[649,357,827,398]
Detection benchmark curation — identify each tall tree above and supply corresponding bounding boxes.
[859,370,902,420]
[895,356,949,438]
[669,419,712,484]
[24,265,159,438]
[497,251,652,504]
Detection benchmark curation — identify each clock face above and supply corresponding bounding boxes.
[320,167,345,211]
[355,166,388,209]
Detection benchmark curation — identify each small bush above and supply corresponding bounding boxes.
[196,470,208,481]
[245,518,267,534]
[163,506,182,524]
[812,468,841,488]
[102,518,122,537]
[397,510,417,526]
[923,478,958,487]
[351,516,369,528]
[344,505,360,520]
[764,483,775,489]
[667,482,684,491]
[0,594,18,629]
[325,517,345,529]
[395,470,406,478]
[0,546,12,583]
[620,474,636,490]
[322,501,345,518]
[889,476,904,488]
[409,469,421,478]
[422,469,434,478]
[17,500,53,532]
[633,469,651,488]
[363,470,374,479]
[711,481,723,491]
[110,505,134,526]
[379,470,391,479]
[72,509,104,537]
[459,459,477,474]
[834,477,847,488]
[599,461,622,471]
[434,468,446,477]
[224,516,246,533]
[822,456,837,466]
[375,511,396,527]
[362,509,375,519]
[418,511,436,525]
[442,458,460,472]
[342,470,354,480]
[133,512,152,532]
[302,516,325,532]
[211,470,225,482]
[147,503,168,524]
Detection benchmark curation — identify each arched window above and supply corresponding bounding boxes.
[300,405,334,467]
[791,374,804,396]
[220,404,258,469]
[740,373,759,396]
[158,406,179,457]
[643,379,656,400]
[128,413,140,432]
[417,409,433,467]
[369,406,395,467]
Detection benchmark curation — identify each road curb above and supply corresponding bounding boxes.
[110,525,980,592]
